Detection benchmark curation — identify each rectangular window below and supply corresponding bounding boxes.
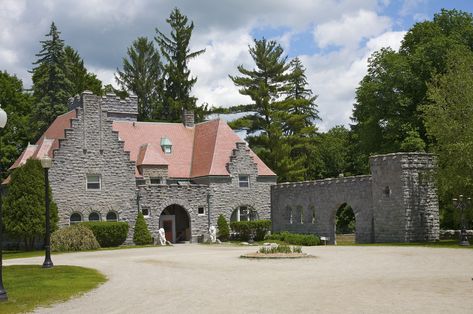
[239,175,249,188]
[136,179,146,186]
[87,174,101,190]
[198,206,205,215]
[142,208,150,218]
[150,177,161,185]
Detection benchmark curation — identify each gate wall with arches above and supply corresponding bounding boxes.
[271,153,440,244]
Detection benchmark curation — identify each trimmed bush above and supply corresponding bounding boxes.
[133,212,153,245]
[82,222,129,247]
[265,232,320,246]
[217,214,230,241]
[51,225,100,252]
[230,220,271,241]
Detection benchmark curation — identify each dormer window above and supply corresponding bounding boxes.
[160,137,172,154]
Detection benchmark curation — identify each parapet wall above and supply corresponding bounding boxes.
[271,152,439,243]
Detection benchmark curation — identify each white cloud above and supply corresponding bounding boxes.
[314,10,392,49]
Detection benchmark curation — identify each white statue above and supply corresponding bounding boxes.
[158,228,167,246]
[209,226,217,243]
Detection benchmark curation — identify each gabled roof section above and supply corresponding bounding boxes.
[137,143,169,167]
[113,121,194,178]
[10,110,76,170]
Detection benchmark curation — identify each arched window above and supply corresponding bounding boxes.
[230,206,259,222]
[88,212,100,222]
[106,211,118,222]
[70,213,82,225]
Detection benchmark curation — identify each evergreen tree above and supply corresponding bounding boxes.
[64,46,102,96]
[116,37,163,121]
[3,159,58,250]
[133,211,153,245]
[31,22,72,134]
[229,39,306,182]
[217,214,229,242]
[0,71,34,178]
[155,8,205,121]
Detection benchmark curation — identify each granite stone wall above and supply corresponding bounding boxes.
[271,153,439,243]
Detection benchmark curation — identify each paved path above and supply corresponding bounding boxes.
[6,245,473,314]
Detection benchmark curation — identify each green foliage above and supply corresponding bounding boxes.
[3,159,58,250]
[423,47,473,228]
[230,220,271,241]
[0,71,34,179]
[116,37,163,121]
[336,204,355,234]
[351,9,473,174]
[229,39,319,182]
[155,8,206,122]
[64,46,103,96]
[217,214,230,241]
[51,224,100,252]
[265,232,320,246]
[82,221,129,247]
[31,22,72,135]
[133,212,153,245]
[1,265,106,314]
[259,244,294,254]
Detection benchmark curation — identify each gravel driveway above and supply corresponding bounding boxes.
[6,244,473,314]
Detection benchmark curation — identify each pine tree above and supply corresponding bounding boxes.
[3,159,58,250]
[229,39,305,181]
[133,211,153,245]
[155,8,205,121]
[31,22,72,134]
[64,46,102,96]
[116,37,163,121]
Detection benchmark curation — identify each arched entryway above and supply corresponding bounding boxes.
[335,203,356,244]
[159,204,191,243]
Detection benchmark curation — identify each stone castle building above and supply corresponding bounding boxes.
[11,91,277,243]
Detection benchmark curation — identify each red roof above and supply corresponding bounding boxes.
[11,110,276,178]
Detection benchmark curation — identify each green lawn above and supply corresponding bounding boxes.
[0,265,106,314]
[336,234,473,248]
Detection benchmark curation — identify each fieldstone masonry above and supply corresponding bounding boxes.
[271,153,439,244]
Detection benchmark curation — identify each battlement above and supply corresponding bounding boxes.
[68,91,138,121]
[273,175,372,190]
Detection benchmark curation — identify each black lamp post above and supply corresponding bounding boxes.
[0,104,8,300]
[452,195,470,246]
[41,156,53,268]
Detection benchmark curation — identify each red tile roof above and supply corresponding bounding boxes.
[11,110,276,179]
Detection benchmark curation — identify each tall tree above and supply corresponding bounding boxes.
[64,46,102,96]
[3,159,58,250]
[31,22,72,134]
[230,39,306,182]
[351,9,473,174]
[116,37,162,121]
[155,8,205,122]
[423,48,473,228]
[0,71,33,178]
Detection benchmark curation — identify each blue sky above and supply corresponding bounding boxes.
[1,0,472,130]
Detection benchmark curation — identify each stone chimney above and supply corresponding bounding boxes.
[182,110,195,127]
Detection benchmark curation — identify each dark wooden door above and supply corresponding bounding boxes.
[163,220,173,242]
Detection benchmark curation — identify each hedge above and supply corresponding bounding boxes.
[51,224,100,252]
[230,220,271,241]
[265,232,320,246]
[82,222,129,247]
[217,214,230,241]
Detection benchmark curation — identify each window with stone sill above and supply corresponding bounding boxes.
[198,206,205,215]
[86,174,101,190]
[88,212,100,222]
[150,177,161,185]
[106,211,118,222]
[230,206,259,222]
[238,175,250,188]
[142,208,150,218]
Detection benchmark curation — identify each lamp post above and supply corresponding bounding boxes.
[0,105,7,300]
[41,156,53,268]
[452,195,470,246]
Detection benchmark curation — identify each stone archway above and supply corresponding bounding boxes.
[159,204,191,243]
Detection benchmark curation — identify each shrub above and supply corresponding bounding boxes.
[230,220,271,241]
[265,232,320,246]
[82,222,129,247]
[217,214,230,241]
[51,225,100,252]
[258,244,301,254]
[133,212,153,245]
